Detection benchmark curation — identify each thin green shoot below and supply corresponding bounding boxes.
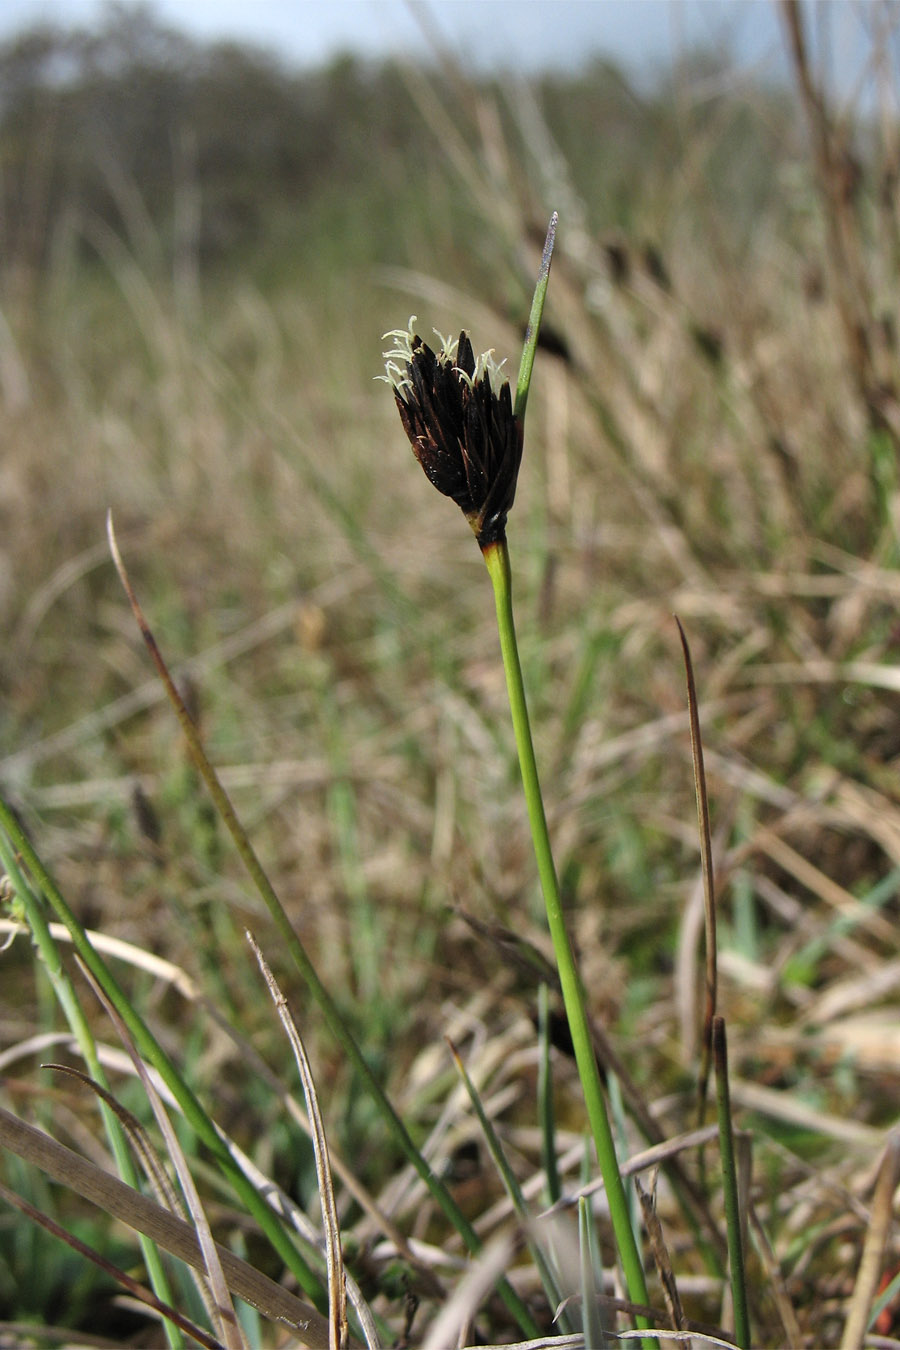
[713,1017,751,1348]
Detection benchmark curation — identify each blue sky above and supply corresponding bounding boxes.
[1,1,792,79]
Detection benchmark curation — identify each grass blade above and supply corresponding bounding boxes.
[537,982,561,1207]
[839,1129,900,1350]
[634,1173,688,1340]
[712,1018,750,1349]
[578,1195,611,1349]
[248,933,352,1350]
[674,617,718,1126]
[514,211,558,425]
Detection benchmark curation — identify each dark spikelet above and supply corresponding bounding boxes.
[385,324,522,547]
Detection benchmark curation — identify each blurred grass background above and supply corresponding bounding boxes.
[3,2,900,1343]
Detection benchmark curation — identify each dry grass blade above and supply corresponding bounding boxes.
[674,617,717,1124]
[459,1339,583,1350]
[753,829,895,948]
[218,1134,382,1346]
[839,1130,900,1350]
[778,0,882,426]
[0,1177,224,1350]
[737,659,900,696]
[0,1105,332,1343]
[618,1334,736,1349]
[247,932,350,1350]
[746,1202,803,1349]
[729,1079,882,1149]
[539,1124,721,1220]
[0,1324,120,1350]
[43,1063,182,1214]
[421,1232,515,1350]
[81,964,245,1350]
[635,1171,688,1341]
[0,1029,80,1072]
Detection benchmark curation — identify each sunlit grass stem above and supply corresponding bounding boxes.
[714,1016,751,1348]
[481,537,653,1341]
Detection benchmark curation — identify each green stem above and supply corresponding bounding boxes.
[713,1017,751,1348]
[482,537,654,1344]
[537,982,561,1207]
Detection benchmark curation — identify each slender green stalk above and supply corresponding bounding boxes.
[607,1070,641,1247]
[537,982,561,1207]
[713,1016,751,1348]
[579,1194,611,1348]
[481,537,653,1344]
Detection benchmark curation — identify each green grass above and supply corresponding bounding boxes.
[2,8,900,1346]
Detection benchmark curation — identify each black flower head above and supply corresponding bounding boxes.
[382,319,523,548]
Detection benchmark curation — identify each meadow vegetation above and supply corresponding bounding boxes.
[1,3,900,1345]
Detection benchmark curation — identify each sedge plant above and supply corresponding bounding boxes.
[382,212,655,1343]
